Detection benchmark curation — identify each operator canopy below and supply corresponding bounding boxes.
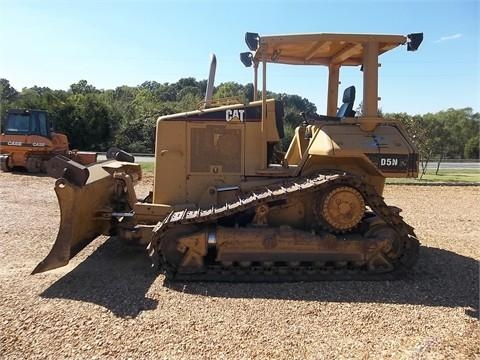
[241,32,423,67]
[240,32,423,118]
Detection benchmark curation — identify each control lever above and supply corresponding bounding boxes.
[300,112,312,139]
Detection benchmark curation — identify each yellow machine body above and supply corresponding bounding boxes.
[33,32,423,280]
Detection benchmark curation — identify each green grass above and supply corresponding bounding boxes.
[387,169,480,184]
[139,161,479,183]
[140,162,155,173]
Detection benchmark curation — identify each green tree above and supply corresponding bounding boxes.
[70,80,99,95]
[0,78,18,105]
[59,93,117,150]
[464,136,479,159]
[0,79,19,129]
[114,116,156,153]
[214,82,246,100]
[387,112,434,177]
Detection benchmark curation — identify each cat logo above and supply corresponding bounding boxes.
[32,142,46,147]
[7,141,22,146]
[226,109,245,122]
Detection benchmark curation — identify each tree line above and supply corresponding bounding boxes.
[386,109,479,173]
[1,78,478,161]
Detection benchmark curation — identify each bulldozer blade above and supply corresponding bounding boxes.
[32,162,118,274]
[46,155,90,187]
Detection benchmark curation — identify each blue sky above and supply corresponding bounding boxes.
[0,0,478,115]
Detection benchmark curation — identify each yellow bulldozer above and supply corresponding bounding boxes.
[33,31,423,281]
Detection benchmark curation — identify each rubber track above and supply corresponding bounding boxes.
[151,173,420,281]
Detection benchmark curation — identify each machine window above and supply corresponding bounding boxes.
[5,114,30,134]
[38,112,49,137]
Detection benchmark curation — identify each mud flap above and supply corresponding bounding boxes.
[32,160,140,274]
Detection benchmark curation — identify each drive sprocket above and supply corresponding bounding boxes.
[315,185,365,232]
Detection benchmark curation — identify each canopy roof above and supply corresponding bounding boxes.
[251,33,408,66]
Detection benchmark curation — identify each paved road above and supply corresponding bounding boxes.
[425,162,479,170]
[97,154,153,163]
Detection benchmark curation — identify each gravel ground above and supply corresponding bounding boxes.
[0,172,478,359]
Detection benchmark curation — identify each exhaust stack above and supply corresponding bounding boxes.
[203,54,217,108]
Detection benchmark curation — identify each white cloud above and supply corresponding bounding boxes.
[434,33,462,43]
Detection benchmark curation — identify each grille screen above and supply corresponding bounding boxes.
[190,126,242,173]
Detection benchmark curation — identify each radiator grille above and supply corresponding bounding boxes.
[190,126,242,173]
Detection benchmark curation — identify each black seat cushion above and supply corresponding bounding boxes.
[336,86,356,118]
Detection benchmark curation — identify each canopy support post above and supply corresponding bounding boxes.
[327,64,340,116]
[363,41,379,117]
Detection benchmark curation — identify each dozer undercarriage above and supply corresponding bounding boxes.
[150,173,419,281]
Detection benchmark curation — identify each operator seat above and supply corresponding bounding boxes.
[336,86,356,118]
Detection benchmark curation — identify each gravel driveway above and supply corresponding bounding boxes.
[1,172,478,359]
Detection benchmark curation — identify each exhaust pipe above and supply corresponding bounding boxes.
[203,54,217,108]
